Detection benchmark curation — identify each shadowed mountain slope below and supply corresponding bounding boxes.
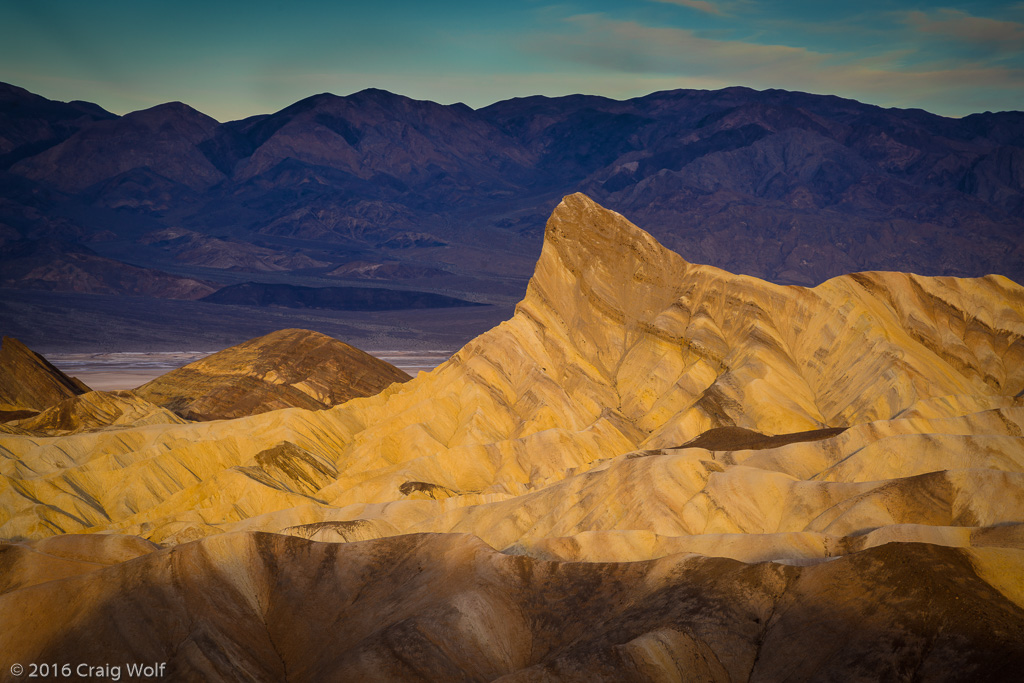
[222,89,533,192]
[0,238,219,299]
[140,227,329,272]
[200,282,482,311]
[0,336,88,417]
[0,532,1021,682]
[0,82,115,167]
[10,101,223,193]
[134,328,411,421]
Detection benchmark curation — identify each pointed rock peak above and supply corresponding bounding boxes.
[524,193,690,326]
[542,192,688,275]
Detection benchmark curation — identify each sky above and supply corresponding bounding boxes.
[1,0,1022,121]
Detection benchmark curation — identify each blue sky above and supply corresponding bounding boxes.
[1,0,1022,120]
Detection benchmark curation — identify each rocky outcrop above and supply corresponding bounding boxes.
[11,390,185,435]
[134,328,411,421]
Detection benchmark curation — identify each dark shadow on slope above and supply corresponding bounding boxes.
[677,425,847,451]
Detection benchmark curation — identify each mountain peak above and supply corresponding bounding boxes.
[289,92,344,110]
[534,193,689,313]
[349,87,407,102]
[545,192,653,244]
[135,328,411,420]
[124,100,218,127]
[516,194,692,376]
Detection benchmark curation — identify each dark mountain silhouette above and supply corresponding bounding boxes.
[201,282,482,311]
[0,238,217,299]
[1,82,1021,321]
[10,101,223,193]
[0,82,115,168]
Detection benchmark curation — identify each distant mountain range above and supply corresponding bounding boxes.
[1,80,1021,319]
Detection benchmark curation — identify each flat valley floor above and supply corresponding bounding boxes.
[46,350,454,390]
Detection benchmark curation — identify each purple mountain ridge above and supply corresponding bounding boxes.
[1,82,1021,315]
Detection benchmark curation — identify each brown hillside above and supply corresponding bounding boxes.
[134,328,411,421]
[0,336,88,417]
[0,533,1021,681]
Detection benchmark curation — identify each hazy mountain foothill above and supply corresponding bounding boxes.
[200,282,482,312]
[1,81,1022,349]
[1,194,1023,680]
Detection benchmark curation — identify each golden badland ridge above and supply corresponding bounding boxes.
[1,193,1022,557]
[2,194,1024,680]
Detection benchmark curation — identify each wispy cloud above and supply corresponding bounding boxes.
[529,13,1024,114]
[546,15,826,75]
[649,0,726,17]
[905,9,1024,46]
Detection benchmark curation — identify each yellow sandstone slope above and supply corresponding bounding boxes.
[5,390,185,436]
[0,194,1021,564]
